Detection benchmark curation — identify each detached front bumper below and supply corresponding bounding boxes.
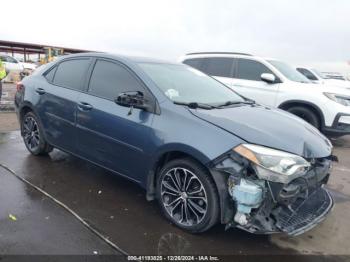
[210,153,334,236]
[273,187,333,236]
[323,113,350,137]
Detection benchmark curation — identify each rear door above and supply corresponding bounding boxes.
[232,58,280,106]
[183,57,235,87]
[76,58,155,181]
[201,57,235,87]
[37,58,92,153]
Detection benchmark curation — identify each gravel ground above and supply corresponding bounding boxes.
[0,112,19,132]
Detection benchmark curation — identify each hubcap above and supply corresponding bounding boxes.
[23,116,40,151]
[161,168,208,226]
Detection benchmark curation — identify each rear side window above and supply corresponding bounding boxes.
[202,57,234,78]
[237,59,274,81]
[183,58,205,71]
[53,59,90,91]
[88,59,145,100]
[44,66,57,82]
[296,68,318,81]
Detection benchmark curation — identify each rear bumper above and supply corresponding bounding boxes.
[323,113,350,137]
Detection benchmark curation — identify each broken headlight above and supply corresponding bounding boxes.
[234,144,310,184]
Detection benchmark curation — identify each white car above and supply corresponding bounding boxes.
[0,55,38,73]
[180,52,350,137]
[20,61,37,72]
[0,54,24,73]
[296,66,350,89]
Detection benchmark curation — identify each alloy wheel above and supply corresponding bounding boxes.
[23,116,40,152]
[160,167,208,226]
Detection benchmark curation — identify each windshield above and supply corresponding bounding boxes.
[139,63,245,106]
[268,60,311,83]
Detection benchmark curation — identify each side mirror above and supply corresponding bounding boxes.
[261,73,276,84]
[115,91,150,111]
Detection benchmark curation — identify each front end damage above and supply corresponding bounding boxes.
[210,146,335,236]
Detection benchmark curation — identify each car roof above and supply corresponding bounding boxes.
[181,52,276,62]
[186,52,253,56]
[57,52,175,65]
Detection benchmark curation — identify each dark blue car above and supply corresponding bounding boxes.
[15,53,335,235]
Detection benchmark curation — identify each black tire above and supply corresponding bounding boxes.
[287,106,320,129]
[156,158,219,233]
[21,111,53,155]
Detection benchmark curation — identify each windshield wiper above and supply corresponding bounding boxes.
[173,101,215,109]
[216,99,255,108]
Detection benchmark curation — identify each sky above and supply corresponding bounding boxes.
[2,0,350,74]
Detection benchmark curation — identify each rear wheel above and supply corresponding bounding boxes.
[156,158,219,233]
[287,106,320,129]
[22,111,53,155]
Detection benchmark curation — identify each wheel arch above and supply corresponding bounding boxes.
[145,146,212,201]
[18,102,36,134]
[278,100,325,129]
[18,102,48,141]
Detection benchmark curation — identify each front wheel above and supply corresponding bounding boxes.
[156,158,219,233]
[22,111,53,155]
[287,106,320,130]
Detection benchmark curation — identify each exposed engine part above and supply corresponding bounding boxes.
[212,151,333,235]
[234,212,248,226]
[228,177,264,226]
[214,154,247,175]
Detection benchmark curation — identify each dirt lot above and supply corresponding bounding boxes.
[0,112,19,132]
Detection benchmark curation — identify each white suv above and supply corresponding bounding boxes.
[296,66,350,89]
[180,52,350,137]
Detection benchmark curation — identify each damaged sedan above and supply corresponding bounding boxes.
[15,53,335,236]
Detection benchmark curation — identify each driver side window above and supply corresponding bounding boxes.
[237,59,275,81]
[88,59,146,100]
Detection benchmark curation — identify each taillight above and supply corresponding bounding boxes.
[16,82,24,92]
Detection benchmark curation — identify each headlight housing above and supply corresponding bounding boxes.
[234,144,310,184]
[324,92,350,106]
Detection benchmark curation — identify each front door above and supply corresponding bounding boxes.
[231,58,280,107]
[76,59,155,181]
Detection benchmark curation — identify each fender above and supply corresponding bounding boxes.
[18,101,37,128]
[18,101,50,142]
[145,143,211,200]
[278,99,326,128]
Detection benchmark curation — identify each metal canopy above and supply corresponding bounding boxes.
[0,39,91,56]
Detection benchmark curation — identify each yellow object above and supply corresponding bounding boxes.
[40,47,64,65]
[9,214,17,221]
[0,59,6,80]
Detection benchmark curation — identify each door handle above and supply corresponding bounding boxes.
[35,88,46,95]
[78,102,93,111]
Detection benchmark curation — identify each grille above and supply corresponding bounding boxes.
[275,188,333,235]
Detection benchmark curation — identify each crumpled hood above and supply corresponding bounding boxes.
[190,105,333,158]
